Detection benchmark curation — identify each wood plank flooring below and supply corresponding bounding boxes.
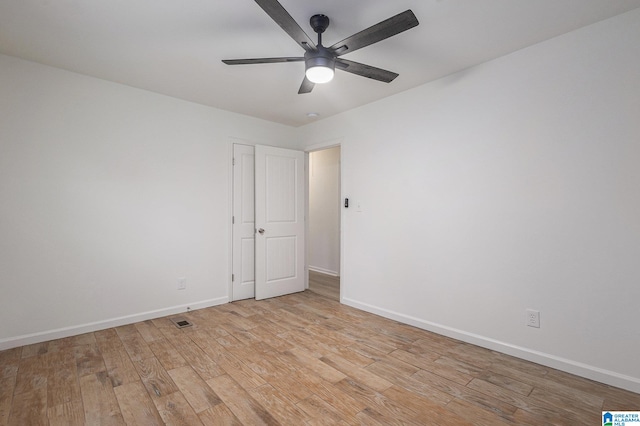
[2,282,639,424]
[308,270,340,301]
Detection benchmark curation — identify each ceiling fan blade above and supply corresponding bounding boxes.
[298,76,315,94]
[335,59,398,83]
[254,0,316,52]
[222,57,304,65]
[330,10,418,56]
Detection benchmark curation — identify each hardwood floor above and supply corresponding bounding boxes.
[308,270,340,301]
[1,289,639,425]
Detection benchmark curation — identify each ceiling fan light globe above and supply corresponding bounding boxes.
[306,66,334,84]
[304,47,336,84]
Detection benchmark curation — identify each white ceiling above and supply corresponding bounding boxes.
[1,1,639,127]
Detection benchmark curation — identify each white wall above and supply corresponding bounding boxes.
[0,54,296,348]
[296,9,640,392]
[309,147,341,276]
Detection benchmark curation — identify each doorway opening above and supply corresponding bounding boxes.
[307,146,341,301]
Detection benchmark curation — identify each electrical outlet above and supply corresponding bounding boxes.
[526,309,540,328]
[177,277,187,290]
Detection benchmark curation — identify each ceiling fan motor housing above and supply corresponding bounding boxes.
[305,46,335,69]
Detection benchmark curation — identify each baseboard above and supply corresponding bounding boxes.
[342,297,640,394]
[0,296,229,351]
[308,265,339,276]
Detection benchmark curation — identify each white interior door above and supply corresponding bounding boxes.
[231,144,255,301]
[255,145,305,300]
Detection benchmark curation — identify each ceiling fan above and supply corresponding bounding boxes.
[222,0,419,94]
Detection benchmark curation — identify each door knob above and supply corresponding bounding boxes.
[258,228,265,234]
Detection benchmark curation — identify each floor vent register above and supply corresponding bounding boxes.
[170,317,193,329]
